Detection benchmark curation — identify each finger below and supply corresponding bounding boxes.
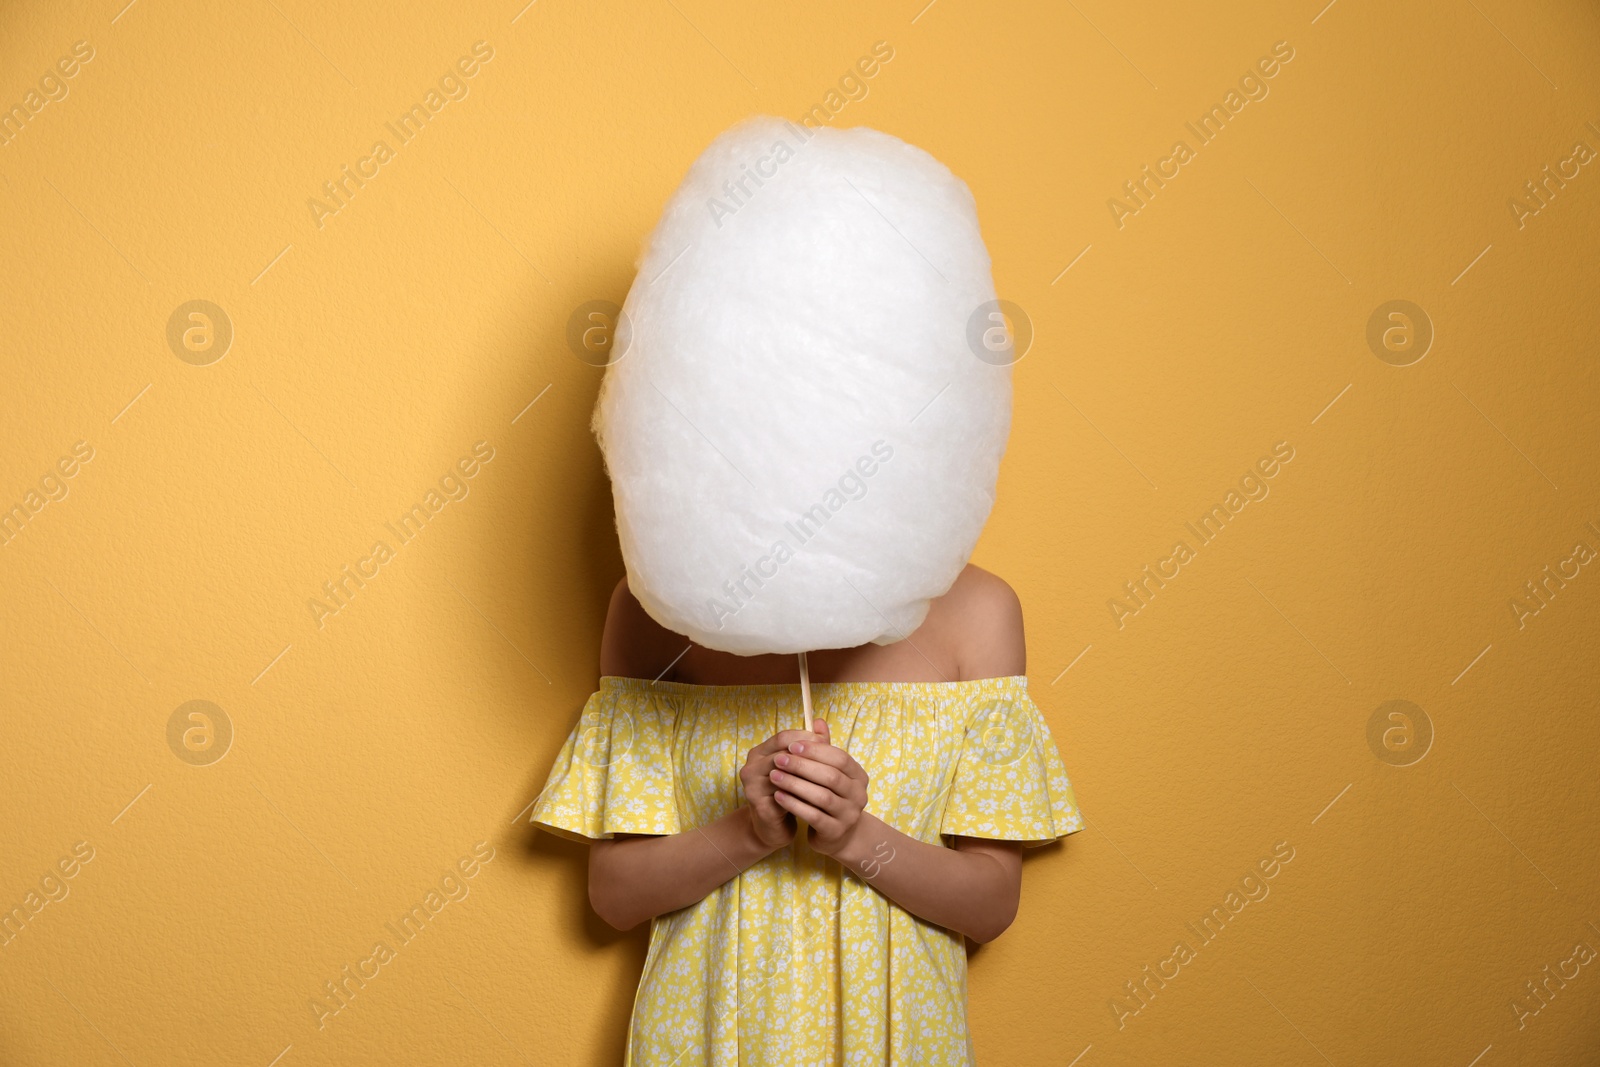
[773,788,833,827]
[751,794,789,825]
[774,752,848,794]
[785,739,865,780]
[745,745,811,790]
[813,718,831,741]
[750,781,792,817]
[771,767,844,813]
[751,729,823,758]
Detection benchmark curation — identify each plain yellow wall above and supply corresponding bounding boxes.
[3,0,1599,1063]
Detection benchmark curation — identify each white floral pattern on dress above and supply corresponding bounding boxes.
[530,675,1084,1066]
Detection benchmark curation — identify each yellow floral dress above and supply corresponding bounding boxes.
[529,674,1084,1066]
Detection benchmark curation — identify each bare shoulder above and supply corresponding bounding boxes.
[928,564,1026,680]
[599,577,688,680]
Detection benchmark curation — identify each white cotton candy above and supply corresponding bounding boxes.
[593,115,1012,655]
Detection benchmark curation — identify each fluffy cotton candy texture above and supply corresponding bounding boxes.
[594,116,1012,655]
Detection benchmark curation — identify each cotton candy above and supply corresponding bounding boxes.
[593,115,1012,655]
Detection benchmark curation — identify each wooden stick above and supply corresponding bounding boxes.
[795,651,814,847]
[797,650,814,734]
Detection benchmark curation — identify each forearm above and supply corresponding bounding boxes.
[831,813,1019,943]
[589,806,778,930]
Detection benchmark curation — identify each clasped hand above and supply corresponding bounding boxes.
[738,719,870,858]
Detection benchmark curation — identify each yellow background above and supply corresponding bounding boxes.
[3,0,1598,1063]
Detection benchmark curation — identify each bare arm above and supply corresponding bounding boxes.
[590,732,1021,940]
[587,569,1032,938]
[590,579,798,931]
[588,727,816,930]
[589,807,773,931]
[772,566,1031,942]
[845,821,1021,944]
[772,721,1023,943]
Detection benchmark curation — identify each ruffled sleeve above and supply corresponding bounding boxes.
[529,678,680,841]
[939,677,1084,847]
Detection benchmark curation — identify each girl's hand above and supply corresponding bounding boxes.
[770,719,871,859]
[740,729,819,850]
